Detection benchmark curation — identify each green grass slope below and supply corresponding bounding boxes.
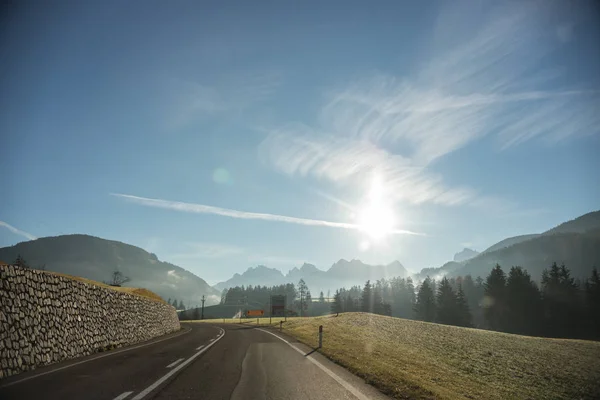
[277,313,600,399]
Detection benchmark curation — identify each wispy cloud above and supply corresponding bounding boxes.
[111,193,422,236]
[260,127,476,206]
[166,69,283,130]
[259,3,599,208]
[0,221,37,241]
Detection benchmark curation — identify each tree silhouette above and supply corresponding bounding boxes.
[13,254,29,268]
[361,280,373,312]
[297,279,308,316]
[506,266,541,335]
[331,289,343,315]
[414,277,436,322]
[455,284,472,327]
[541,263,580,338]
[483,264,507,330]
[585,267,600,338]
[106,270,130,287]
[436,277,457,325]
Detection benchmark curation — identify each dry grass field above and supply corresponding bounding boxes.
[196,313,600,399]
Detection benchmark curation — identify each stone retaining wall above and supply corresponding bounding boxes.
[0,264,180,379]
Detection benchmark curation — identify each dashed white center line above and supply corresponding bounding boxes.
[131,328,225,400]
[209,338,214,342]
[165,358,184,369]
[113,391,133,400]
[196,345,205,351]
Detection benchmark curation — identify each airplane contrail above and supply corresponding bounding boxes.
[111,193,423,236]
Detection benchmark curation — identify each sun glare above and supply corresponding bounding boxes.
[356,175,397,241]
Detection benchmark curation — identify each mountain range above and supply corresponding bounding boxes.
[214,259,410,295]
[1,210,598,302]
[453,248,479,262]
[215,210,600,289]
[0,234,221,306]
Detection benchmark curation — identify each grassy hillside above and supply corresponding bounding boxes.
[48,270,166,303]
[0,234,220,305]
[267,313,600,399]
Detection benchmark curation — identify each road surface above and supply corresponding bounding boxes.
[0,323,390,400]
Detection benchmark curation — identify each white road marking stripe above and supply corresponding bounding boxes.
[165,358,184,368]
[209,338,214,342]
[256,328,369,400]
[0,327,193,389]
[131,328,225,400]
[113,391,134,400]
[196,345,205,351]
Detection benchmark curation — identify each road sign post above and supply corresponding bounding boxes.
[270,294,286,321]
[319,325,323,348]
[247,309,264,317]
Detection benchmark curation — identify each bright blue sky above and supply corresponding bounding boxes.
[1,1,599,284]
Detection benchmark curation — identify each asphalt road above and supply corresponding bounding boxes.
[0,323,390,400]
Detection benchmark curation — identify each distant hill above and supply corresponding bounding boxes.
[414,209,600,282]
[214,259,410,294]
[0,234,221,306]
[454,230,600,280]
[453,248,479,262]
[481,234,540,254]
[543,210,600,235]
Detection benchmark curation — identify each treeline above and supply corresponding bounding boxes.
[166,298,187,310]
[330,263,600,340]
[220,279,330,316]
[331,278,415,318]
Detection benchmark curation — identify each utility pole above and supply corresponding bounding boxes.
[201,295,205,320]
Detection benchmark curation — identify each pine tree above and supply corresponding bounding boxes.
[14,254,29,268]
[319,291,325,303]
[436,277,457,325]
[331,289,343,315]
[373,284,385,315]
[361,280,373,313]
[506,266,542,335]
[305,290,312,315]
[167,298,172,306]
[460,275,482,327]
[414,277,436,322]
[585,267,600,339]
[541,263,581,338]
[483,264,507,331]
[455,284,472,327]
[297,279,308,317]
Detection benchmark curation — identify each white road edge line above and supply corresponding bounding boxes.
[113,391,134,400]
[256,328,370,400]
[0,327,193,389]
[131,328,225,400]
[165,358,184,369]
[196,345,205,351]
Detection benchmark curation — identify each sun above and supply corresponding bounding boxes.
[356,175,397,241]
[357,203,396,240]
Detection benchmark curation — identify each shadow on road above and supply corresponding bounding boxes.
[304,348,320,357]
